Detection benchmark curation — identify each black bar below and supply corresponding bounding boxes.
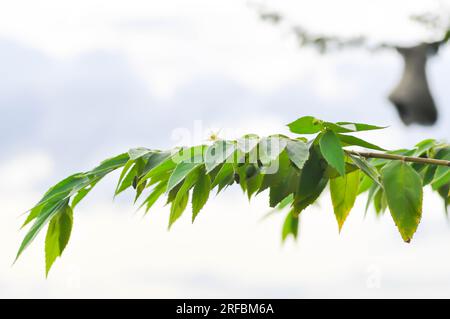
[0,299,448,317]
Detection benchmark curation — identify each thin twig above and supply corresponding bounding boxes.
[346,150,450,167]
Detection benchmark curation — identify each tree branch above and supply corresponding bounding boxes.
[346,150,450,167]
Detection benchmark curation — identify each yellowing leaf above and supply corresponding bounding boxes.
[382,161,423,243]
[330,170,360,231]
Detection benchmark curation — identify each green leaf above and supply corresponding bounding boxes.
[235,164,249,193]
[16,199,69,262]
[348,153,382,188]
[285,140,309,169]
[277,193,294,209]
[167,162,201,193]
[139,151,176,185]
[294,177,328,216]
[72,179,100,209]
[171,145,207,166]
[357,174,373,195]
[287,116,323,134]
[324,162,359,179]
[45,203,73,276]
[211,163,235,192]
[330,170,360,231]
[24,157,123,227]
[422,165,437,186]
[365,184,379,214]
[23,173,89,227]
[140,151,172,178]
[413,139,436,156]
[128,147,152,160]
[169,192,189,229]
[22,207,44,230]
[258,137,287,165]
[246,171,263,200]
[168,166,202,228]
[268,152,300,207]
[297,146,326,199]
[205,141,235,173]
[323,122,355,133]
[133,158,148,203]
[115,165,137,196]
[335,121,386,132]
[433,167,450,190]
[337,134,386,151]
[237,135,259,153]
[373,187,387,215]
[39,174,88,203]
[192,169,211,222]
[166,183,181,204]
[293,146,328,215]
[437,185,449,215]
[270,169,299,208]
[115,160,134,194]
[282,210,299,242]
[431,148,450,190]
[382,161,423,243]
[257,167,277,195]
[319,130,346,176]
[86,153,130,177]
[140,181,167,214]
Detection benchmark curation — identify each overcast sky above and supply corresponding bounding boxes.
[0,0,450,298]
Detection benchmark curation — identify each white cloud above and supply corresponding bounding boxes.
[0,152,53,193]
[1,0,447,97]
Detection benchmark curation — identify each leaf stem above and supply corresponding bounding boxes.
[345,150,450,167]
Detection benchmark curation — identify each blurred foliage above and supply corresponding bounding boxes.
[251,2,450,53]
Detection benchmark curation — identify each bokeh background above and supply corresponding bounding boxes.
[1,0,449,298]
